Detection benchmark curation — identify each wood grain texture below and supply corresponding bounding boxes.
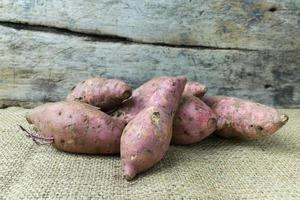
[0,26,299,108]
[0,0,299,50]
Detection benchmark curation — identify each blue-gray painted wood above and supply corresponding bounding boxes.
[0,26,299,108]
[0,0,299,50]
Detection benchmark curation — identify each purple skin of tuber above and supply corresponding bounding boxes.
[203,96,289,139]
[121,76,187,180]
[202,95,227,107]
[183,81,207,98]
[172,96,217,145]
[66,77,132,111]
[25,101,126,154]
[112,77,207,123]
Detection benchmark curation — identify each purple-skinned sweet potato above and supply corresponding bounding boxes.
[183,81,207,98]
[111,76,206,123]
[202,95,226,107]
[25,101,125,154]
[172,96,217,145]
[66,77,132,111]
[121,76,187,180]
[203,96,289,139]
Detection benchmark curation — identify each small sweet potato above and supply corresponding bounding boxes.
[203,96,289,139]
[66,77,132,111]
[172,96,217,145]
[112,76,206,123]
[25,101,125,154]
[183,81,207,98]
[121,76,187,180]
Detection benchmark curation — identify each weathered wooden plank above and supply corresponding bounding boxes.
[0,25,299,108]
[0,0,299,50]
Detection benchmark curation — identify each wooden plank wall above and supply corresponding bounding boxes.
[0,0,299,108]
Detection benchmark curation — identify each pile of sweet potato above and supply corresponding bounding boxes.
[22,76,289,180]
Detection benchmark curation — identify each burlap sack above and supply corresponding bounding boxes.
[0,107,299,199]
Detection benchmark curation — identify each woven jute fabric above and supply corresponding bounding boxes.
[0,107,299,200]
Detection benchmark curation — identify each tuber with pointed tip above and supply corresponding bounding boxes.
[111,76,206,123]
[183,81,207,98]
[25,101,126,154]
[66,77,132,111]
[120,76,187,180]
[203,96,289,139]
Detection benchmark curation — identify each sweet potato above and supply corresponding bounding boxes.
[183,81,207,97]
[172,96,217,145]
[121,76,187,180]
[112,76,206,123]
[202,95,226,107]
[25,101,125,154]
[66,77,132,111]
[203,96,289,139]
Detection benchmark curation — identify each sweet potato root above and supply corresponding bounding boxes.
[66,77,132,111]
[202,95,226,107]
[172,96,217,145]
[25,101,125,154]
[121,76,187,180]
[203,96,289,139]
[112,76,206,123]
[183,81,207,98]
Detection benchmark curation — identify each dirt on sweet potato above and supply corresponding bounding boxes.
[25,101,125,154]
[120,76,187,180]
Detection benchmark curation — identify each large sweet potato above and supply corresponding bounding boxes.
[112,76,206,123]
[121,76,187,180]
[172,96,217,145]
[25,101,125,154]
[203,96,289,139]
[66,77,132,111]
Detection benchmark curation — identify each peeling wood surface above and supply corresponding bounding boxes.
[0,0,299,50]
[0,26,299,108]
